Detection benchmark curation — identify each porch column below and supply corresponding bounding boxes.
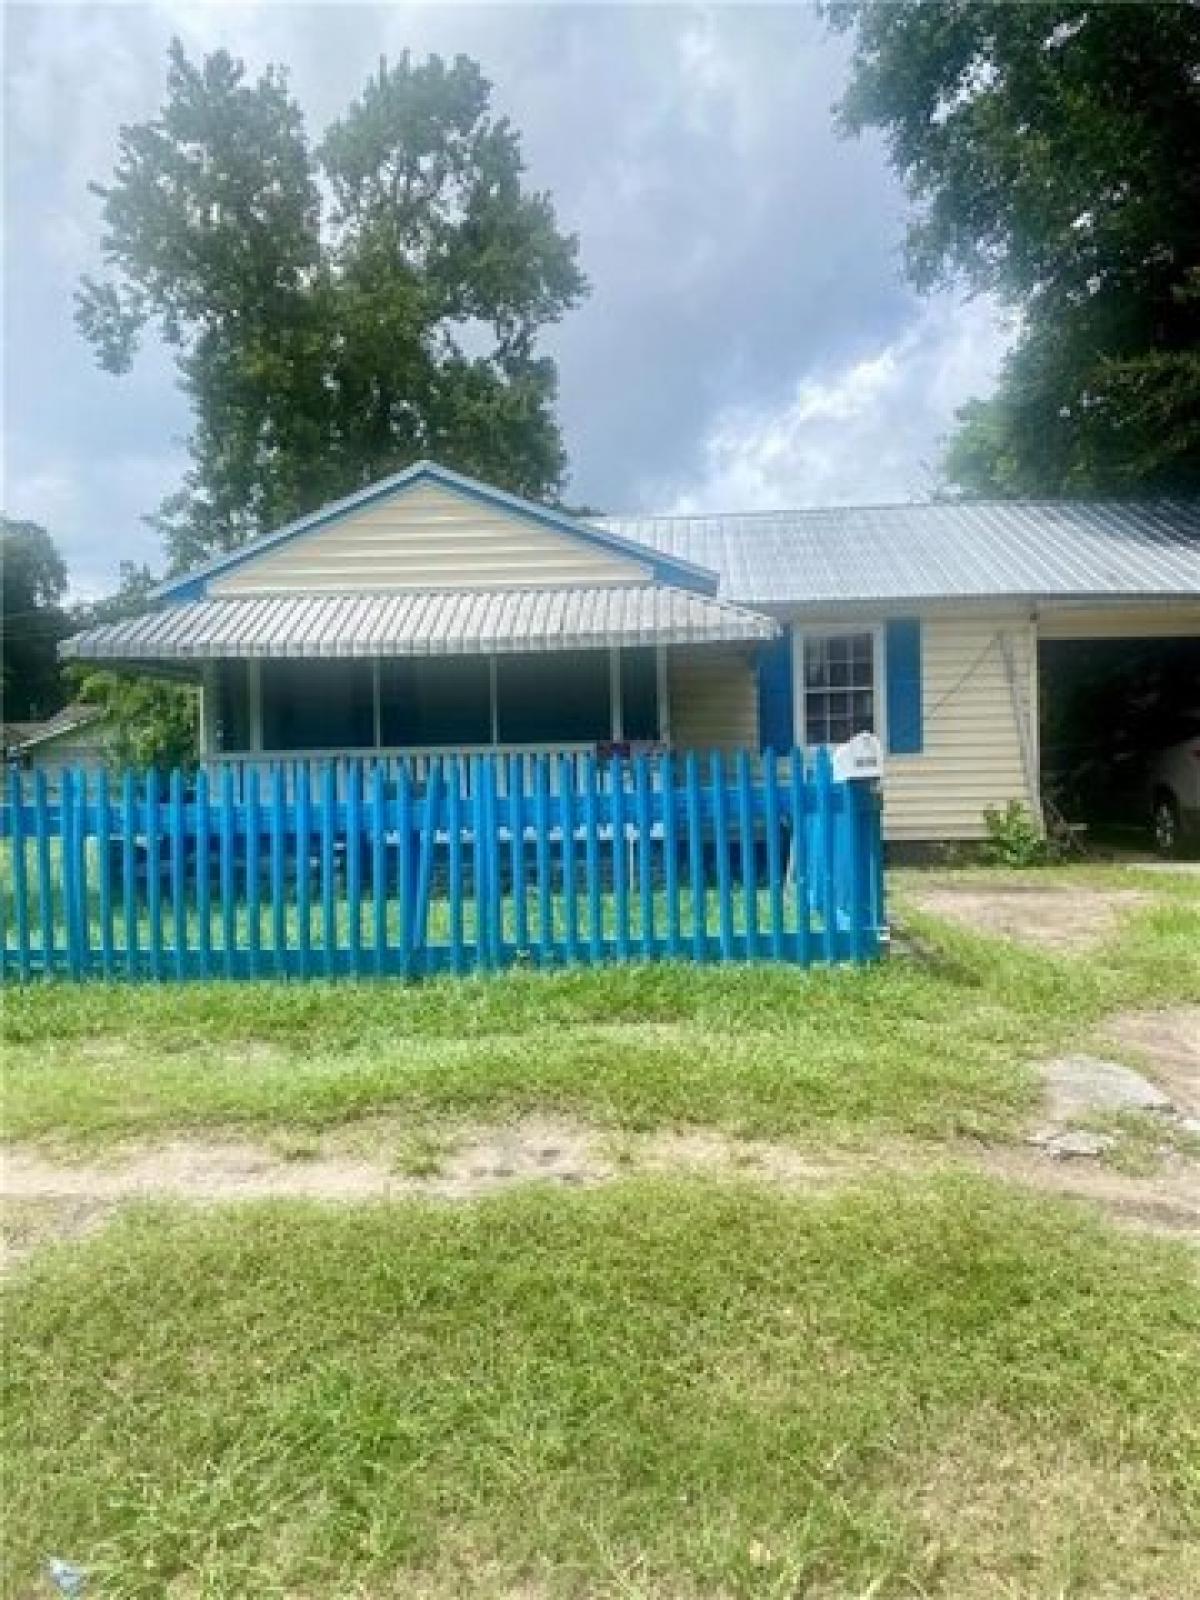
[656,645,671,744]
[371,659,382,749]
[248,660,263,752]
[609,647,623,740]
[199,663,218,756]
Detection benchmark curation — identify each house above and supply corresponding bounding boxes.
[61,462,1200,844]
[2,702,110,791]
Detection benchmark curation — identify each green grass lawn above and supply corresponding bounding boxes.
[4,869,1199,1149]
[4,867,1200,1598]
[6,1176,1199,1600]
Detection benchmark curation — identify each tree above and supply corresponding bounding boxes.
[78,43,587,572]
[70,564,199,771]
[1,516,71,721]
[828,2,1200,495]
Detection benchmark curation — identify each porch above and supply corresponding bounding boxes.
[196,633,765,799]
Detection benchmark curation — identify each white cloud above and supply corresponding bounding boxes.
[660,296,1015,512]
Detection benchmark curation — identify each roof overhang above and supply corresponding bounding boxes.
[61,585,778,665]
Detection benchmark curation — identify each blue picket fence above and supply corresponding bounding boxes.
[0,750,883,983]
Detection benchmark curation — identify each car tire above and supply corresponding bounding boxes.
[1151,790,1181,858]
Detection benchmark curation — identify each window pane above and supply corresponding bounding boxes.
[620,648,659,741]
[496,650,610,743]
[262,660,374,751]
[380,658,491,747]
[802,632,876,745]
[215,662,251,752]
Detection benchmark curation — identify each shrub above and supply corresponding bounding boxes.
[981,800,1054,868]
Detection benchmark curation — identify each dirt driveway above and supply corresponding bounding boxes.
[901,877,1152,952]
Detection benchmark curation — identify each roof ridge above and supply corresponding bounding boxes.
[597,496,1200,525]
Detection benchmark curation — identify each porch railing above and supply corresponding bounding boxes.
[203,744,617,800]
[0,749,884,982]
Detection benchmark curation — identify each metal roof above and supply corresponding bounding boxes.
[2,703,106,755]
[62,585,776,664]
[596,500,1200,610]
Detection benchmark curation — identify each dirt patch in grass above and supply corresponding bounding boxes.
[903,880,1151,952]
[1100,1005,1200,1115]
[5,1112,1197,1269]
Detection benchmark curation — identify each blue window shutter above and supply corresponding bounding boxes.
[885,619,924,754]
[757,630,794,753]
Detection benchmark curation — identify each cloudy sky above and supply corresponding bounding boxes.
[4,2,1013,597]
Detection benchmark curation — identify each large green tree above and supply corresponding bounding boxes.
[78,43,587,571]
[829,2,1200,495]
[1,516,70,722]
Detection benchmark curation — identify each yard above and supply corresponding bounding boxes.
[3,864,1199,1598]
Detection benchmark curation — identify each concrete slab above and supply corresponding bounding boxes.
[1042,1054,1175,1121]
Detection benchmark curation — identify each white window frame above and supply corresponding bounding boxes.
[790,621,887,752]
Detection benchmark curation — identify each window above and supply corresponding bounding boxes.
[802,630,877,747]
[214,662,251,752]
[262,660,374,751]
[620,647,660,741]
[380,658,492,747]
[496,650,611,743]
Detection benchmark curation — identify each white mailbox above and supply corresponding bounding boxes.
[832,731,884,782]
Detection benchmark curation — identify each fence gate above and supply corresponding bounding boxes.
[1,750,884,983]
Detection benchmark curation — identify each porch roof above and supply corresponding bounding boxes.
[61,584,777,664]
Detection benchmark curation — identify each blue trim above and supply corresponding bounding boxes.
[885,618,924,755]
[756,628,794,753]
[153,461,720,606]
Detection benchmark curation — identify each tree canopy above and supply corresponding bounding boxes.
[78,43,587,571]
[829,2,1200,496]
[1,516,71,722]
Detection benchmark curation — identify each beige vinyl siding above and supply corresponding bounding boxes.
[884,612,1036,842]
[1036,603,1200,640]
[210,482,650,597]
[668,645,758,753]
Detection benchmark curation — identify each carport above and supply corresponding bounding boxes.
[1037,607,1200,851]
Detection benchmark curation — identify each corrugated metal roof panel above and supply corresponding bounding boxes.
[595,500,1200,609]
[61,585,777,664]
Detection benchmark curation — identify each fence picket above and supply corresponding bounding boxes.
[711,753,734,961]
[220,767,236,979]
[684,752,704,962]
[815,749,837,964]
[270,766,286,973]
[346,762,363,974]
[196,770,211,977]
[790,756,810,967]
[8,770,30,980]
[61,770,81,979]
[372,762,387,976]
[558,755,577,962]
[610,758,629,961]
[448,759,465,973]
[295,766,311,979]
[321,762,337,976]
[245,768,261,979]
[509,754,527,955]
[123,770,139,978]
[634,755,654,957]
[483,756,502,967]
[170,767,186,979]
[761,752,784,961]
[735,751,757,958]
[32,772,54,974]
[396,764,412,974]
[534,755,552,965]
[146,768,163,981]
[584,755,602,962]
[660,752,680,959]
